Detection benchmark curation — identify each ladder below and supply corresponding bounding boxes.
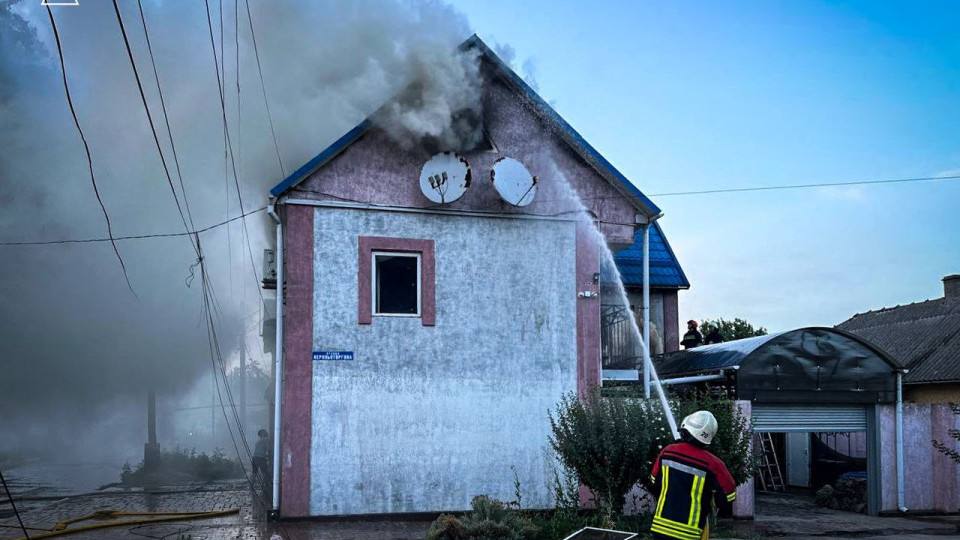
[755,433,785,492]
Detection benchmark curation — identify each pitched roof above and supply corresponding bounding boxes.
[836,296,960,384]
[270,35,661,217]
[613,222,690,289]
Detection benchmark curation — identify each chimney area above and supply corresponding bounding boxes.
[943,274,960,299]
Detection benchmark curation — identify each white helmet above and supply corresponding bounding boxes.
[680,410,718,445]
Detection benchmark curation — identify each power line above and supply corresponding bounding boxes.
[0,466,29,539]
[0,207,266,247]
[46,5,135,296]
[648,174,960,197]
[111,0,198,260]
[135,0,197,232]
[204,0,265,306]
[243,0,286,179]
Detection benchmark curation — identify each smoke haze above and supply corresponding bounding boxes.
[0,0,480,468]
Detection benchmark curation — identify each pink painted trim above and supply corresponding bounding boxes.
[280,205,314,517]
[357,236,436,326]
[575,222,601,398]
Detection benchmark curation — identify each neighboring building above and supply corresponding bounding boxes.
[651,327,960,516]
[615,224,689,353]
[265,35,686,517]
[837,275,960,402]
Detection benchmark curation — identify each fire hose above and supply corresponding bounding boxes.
[1,508,239,540]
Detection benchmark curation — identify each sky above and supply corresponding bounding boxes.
[451,0,960,330]
[0,0,957,466]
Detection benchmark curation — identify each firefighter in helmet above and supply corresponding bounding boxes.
[650,411,737,540]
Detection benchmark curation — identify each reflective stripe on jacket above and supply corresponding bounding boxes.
[650,442,736,540]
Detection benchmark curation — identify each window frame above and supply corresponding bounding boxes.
[357,236,435,326]
[371,250,422,317]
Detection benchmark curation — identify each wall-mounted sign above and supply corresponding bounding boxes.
[313,350,354,361]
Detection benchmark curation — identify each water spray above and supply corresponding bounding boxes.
[543,153,680,440]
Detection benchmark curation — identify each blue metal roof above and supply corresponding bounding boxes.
[614,222,690,289]
[270,35,661,216]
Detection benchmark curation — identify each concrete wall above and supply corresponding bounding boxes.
[307,208,579,515]
[878,403,960,513]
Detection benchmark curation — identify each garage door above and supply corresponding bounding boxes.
[752,404,867,432]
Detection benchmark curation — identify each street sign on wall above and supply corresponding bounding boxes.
[313,351,354,361]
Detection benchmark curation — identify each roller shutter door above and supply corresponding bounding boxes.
[752,404,867,432]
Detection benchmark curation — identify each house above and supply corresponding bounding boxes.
[264,35,686,517]
[837,274,960,402]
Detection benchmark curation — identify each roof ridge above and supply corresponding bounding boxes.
[847,296,954,321]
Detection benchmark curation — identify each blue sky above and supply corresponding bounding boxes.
[452,0,960,331]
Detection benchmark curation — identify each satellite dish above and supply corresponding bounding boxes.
[491,157,537,207]
[419,152,471,204]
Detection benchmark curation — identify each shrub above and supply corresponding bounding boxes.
[120,447,244,486]
[425,495,538,540]
[549,391,665,515]
[550,390,757,511]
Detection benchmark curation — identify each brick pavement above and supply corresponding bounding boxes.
[0,486,431,540]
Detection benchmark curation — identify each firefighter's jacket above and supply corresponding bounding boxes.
[649,442,737,540]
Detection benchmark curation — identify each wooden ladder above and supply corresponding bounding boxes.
[756,432,785,492]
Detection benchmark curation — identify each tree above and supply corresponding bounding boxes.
[932,403,960,463]
[700,317,768,342]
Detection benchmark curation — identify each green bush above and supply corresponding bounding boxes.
[121,447,244,485]
[425,495,538,540]
[549,391,665,515]
[550,391,756,511]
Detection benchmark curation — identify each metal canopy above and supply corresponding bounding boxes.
[654,327,901,404]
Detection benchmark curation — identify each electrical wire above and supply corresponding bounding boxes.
[46,5,135,297]
[0,466,29,539]
[135,0,197,233]
[111,0,198,260]
[0,207,266,247]
[204,0,265,307]
[649,174,960,197]
[243,0,286,179]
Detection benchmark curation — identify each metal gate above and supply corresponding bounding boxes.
[752,405,867,432]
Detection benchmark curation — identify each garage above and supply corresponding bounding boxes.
[653,327,902,516]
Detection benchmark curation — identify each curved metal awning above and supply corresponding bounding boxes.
[653,327,902,404]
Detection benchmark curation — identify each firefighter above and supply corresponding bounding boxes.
[650,411,737,540]
[680,320,702,349]
[703,323,723,345]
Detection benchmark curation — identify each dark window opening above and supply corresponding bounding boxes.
[374,253,420,316]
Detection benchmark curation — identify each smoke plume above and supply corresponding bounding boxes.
[0,0,480,467]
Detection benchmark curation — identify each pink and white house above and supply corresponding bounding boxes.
[264,36,687,517]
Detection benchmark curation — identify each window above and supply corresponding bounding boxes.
[357,236,435,326]
[372,252,421,316]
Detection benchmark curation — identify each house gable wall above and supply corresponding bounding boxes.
[288,74,640,246]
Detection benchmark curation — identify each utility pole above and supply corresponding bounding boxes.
[144,391,160,471]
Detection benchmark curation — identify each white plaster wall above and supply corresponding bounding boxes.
[310,208,578,515]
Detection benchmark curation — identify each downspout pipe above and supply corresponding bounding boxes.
[642,223,651,399]
[896,370,907,512]
[267,201,283,516]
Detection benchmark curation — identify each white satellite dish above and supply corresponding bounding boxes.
[419,152,471,204]
[491,157,537,207]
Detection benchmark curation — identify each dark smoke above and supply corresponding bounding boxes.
[0,0,479,467]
